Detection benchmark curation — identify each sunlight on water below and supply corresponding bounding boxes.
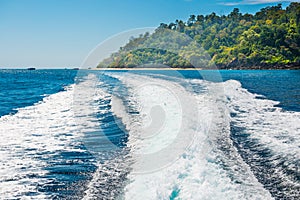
[0,70,299,199]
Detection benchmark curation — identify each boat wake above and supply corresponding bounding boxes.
[0,72,299,199]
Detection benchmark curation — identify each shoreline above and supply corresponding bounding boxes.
[92,68,204,70]
[91,67,300,70]
[1,67,298,70]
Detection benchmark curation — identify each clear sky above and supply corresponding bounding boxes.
[0,0,298,68]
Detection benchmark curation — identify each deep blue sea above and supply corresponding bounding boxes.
[0,69,77,116]
[0,69,299,199]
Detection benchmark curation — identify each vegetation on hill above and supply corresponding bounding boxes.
[98,3,300,69]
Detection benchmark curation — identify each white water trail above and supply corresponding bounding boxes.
[108,73,272,200]
[0,85,79,198]
[224,80,300,161]
[0,74,107,198]
[223,80,300,198]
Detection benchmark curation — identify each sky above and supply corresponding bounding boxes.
[0,0,299,68]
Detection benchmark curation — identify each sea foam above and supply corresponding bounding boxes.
[108,73,273,200]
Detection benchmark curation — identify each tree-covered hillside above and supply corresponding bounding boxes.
[98,3,300,69]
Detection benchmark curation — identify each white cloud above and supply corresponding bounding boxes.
[220,0,299,6]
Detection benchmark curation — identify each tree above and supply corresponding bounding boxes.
[196,15,204,23]
[229,8,241,20]
[97,2,300,69]
[188,15,196,26]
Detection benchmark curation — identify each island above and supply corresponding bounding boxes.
[97,2,300,70]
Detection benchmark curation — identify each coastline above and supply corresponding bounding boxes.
[91,66,300,70]
[92,68,204,70]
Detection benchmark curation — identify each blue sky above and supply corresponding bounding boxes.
[0,0,298,68]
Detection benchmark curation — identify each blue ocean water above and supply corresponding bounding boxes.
[217,70,300,112]
[133,70,300,111]
[1,70,299,117]
[0,69,299,199]
[0,69,77,116]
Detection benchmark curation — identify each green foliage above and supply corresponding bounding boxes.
[98,3,300,69]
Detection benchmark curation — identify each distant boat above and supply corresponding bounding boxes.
[73,68,79,70]
[27,67,36,70]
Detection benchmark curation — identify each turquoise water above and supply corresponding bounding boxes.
[0,69,299,199]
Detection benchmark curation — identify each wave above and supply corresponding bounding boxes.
[0,74,125,199]
[0,84,83,198]
[108,73,273,200]
[1,71,299,199]
[223,79,300,199]
[77,74,131,199]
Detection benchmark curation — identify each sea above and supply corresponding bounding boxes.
[0,69,299,199]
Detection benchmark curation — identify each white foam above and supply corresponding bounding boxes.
[223,79,300,160]
[0,85,78,198]
[223,79,300,196]
[108,74,272,200]
[0,75,108,198]
[3,71,297,199]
